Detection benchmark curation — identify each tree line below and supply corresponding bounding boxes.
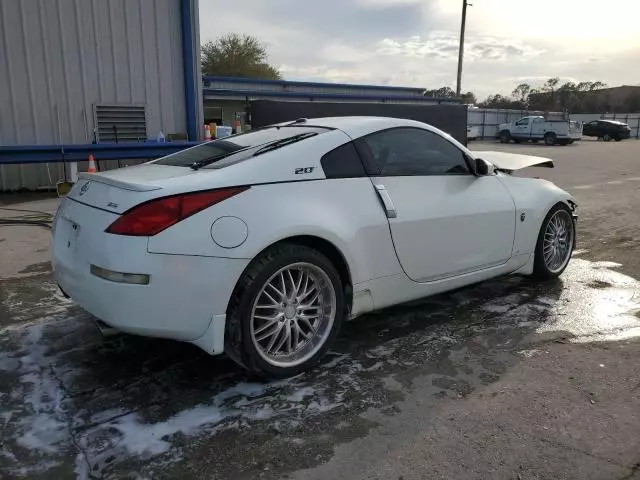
[201,34,639,114]
[424,78,640,113]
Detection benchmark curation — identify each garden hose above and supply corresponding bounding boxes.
[0,207,53,230]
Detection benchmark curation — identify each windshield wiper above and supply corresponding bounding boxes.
[189,146,251,170]
[252,133,317,157]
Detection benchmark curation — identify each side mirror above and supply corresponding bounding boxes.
[475,158,495,176]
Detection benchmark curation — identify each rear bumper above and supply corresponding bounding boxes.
[52,198,250,354]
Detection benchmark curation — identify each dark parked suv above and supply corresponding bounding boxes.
[582,120,631,141]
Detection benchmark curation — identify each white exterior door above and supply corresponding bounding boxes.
[356,128,516,283]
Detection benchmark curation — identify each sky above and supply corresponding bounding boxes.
[199,0,640,99]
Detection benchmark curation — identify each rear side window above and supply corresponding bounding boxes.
[321,142,366,178]
[153,126,330,168]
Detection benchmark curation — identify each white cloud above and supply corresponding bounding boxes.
[198,0,640,98]
[376,32,545,62]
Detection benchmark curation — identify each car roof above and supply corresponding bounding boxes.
[274,116,435,139]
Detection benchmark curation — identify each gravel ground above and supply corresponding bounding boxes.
[1,139,639,480]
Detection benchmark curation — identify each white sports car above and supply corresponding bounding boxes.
[53,116,577,376]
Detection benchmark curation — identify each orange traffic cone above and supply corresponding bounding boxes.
[204,124,212,141]
[87,154,97,173]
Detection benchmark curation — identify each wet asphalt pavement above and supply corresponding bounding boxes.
[1,139,640,479]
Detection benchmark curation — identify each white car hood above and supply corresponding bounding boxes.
[472,151,554,170]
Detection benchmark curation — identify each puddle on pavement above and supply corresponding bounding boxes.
[1,259,639,479]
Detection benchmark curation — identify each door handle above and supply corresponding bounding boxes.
[374,184,397,218]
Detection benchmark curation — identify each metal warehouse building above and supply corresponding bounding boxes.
[202,76,457,128]
[0,0,202,191]
[0,0,458,192]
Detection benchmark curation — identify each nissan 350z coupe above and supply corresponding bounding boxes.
[53,116,577,376]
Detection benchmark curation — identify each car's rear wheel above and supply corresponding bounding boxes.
[225,243,344,377]
[544,132,557,146]
[532,203,575,280]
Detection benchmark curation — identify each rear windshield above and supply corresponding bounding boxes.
[153,126,330,168]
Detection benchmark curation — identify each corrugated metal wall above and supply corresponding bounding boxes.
[0,0,187,191]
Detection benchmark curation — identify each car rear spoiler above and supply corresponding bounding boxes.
[77,172,162,192]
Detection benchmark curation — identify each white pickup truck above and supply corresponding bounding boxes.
[497,115,582,146]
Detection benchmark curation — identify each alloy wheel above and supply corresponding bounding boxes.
[543,210,574,273]
[250,262,337,368]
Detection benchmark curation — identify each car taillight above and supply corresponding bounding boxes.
[106,187,249,236]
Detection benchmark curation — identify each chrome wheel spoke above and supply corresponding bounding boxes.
[286,269,297,297]
[294,270,305,296]
[279,272,288,297]
[291,321,301,349]
[298,316,316,333]
[254,313,279,322]
[256,320,283,342]
[261,289,280,307]
[300,305,322,313]
[297,324,313,340]
[265,322,286,352]
[272,323,290,354]
[266,281,286,301]
[301,290,319,306]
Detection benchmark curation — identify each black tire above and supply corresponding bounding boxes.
[532,203,575,280]
[614,136,622,142]
[544,132,557,146]
[603,133,611,141]
[225,243,345,377]
[499,131,511,143]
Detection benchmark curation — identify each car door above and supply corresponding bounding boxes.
[530,117,545,139]
[355,127,516,283]
[512,117,530,139]
[583,120,598,136]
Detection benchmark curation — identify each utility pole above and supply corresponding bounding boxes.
[456,0,471,97]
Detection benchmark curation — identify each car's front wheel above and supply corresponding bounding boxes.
[499,131,511,143]
[532,203,575,279]
[225,243,344,377]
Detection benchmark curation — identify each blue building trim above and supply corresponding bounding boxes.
[203,75,426,94]
[0,142,201,165]
[203,88,459,104]
[181,0,198,141]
